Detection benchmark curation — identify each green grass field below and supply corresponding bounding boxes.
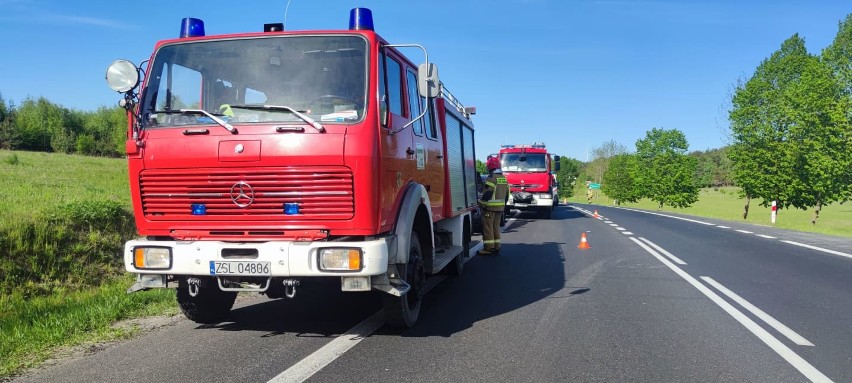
[583,187,852,238]
[1,150,175,379]
[0,150,131,230]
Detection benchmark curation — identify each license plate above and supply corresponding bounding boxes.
[210,261,271,276]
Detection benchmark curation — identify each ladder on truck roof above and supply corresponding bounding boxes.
[440,82,475,120]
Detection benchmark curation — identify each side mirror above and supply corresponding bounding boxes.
[417,63,439,98]
[553,155,561,171]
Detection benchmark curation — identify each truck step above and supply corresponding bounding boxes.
[431,245,464,274]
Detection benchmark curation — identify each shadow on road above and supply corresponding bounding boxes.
[378,239,569,338]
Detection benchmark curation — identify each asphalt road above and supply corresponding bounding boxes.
[13,204,851,383]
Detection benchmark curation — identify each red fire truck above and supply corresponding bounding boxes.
[105,8,479,328]
[497,143,560,218]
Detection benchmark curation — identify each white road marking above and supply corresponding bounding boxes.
[637,237,687,265]
[781,240,852,260]
[756,234,776,239]
[622,232,634,235]
[269,312,385,383]
[736,230,753,234]
[628,237,832,383]
[717,226,730,229]
[614,206,715,225]
[701,277,814,346]
[604,221,613,224]
[615,227,626,231]
[270,219,508,382]
[609,223,619,227]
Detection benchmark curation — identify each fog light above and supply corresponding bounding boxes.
[133,247,172,269]
[319,248,362,271]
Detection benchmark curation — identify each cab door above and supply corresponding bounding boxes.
[406,68,445,220]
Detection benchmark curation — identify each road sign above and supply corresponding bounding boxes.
[589,183,601,189]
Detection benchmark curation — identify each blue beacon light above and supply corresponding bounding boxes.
[348,8,374,31]
[180,17,205,38]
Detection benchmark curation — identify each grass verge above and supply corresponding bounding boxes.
[587,187,852,238]
[0,275,177,379]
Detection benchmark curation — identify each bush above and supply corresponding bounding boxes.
[0,200,137,297]
[3,153,18,165]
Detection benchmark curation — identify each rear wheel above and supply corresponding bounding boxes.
[177,277,237,324]
[383,231,425,328]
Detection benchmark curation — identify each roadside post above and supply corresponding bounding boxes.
[771,200,777,224]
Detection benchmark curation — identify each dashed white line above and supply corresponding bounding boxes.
[717,226,731,229]
[628,237,833,383]
[615,227,626,231]
[736,229,753,234]
[622,231,634,235]
[637,237,687,265]
[609,223,619,227]
[701,277,814,347]
[604,221,613,224]
[756,234,776,239]
[782,240,852,260]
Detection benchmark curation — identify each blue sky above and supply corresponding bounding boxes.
[0,0,849,161]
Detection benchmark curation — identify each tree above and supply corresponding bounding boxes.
[602,153,641,204]
[635,128,699,209]
[585,140,627,184]
[729,35,808,218]
[822,14,852,97]
[730,34,852,223]
[554,156,582,200]
[0,93,18,150]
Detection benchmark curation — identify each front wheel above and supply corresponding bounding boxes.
[177,277,237,324]
[383,231,425,328]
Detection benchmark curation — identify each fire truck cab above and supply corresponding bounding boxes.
[498,143,560,219]
[105,8,479,328]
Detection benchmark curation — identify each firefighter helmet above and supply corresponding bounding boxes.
[486,156,500,171]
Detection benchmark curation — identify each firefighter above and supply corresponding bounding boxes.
[478,156,509,255]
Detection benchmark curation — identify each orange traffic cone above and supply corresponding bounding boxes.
[578,232,591,249]
[593,210,599,218]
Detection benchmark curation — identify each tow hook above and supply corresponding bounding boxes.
[187,277,201,297]
[282,279,300,298]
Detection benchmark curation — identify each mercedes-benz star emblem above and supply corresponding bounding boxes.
[230,181,255,208]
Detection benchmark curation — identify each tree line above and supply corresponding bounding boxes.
[575,14,852,225]
[0,94,126,157]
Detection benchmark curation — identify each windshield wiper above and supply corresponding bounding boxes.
[153,109,236,134]
[229,104,325,133]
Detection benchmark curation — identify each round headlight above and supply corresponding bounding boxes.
[105,60,139,93]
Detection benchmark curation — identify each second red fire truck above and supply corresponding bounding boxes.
[497,143,560,218]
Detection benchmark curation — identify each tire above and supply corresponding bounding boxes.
[383,231,425,328]
[177,277,238,324]
[446,220,469,276]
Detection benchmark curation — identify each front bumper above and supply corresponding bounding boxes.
[506,192,555,209]
[124,237,390,277]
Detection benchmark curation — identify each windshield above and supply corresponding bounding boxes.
[500,153,547,172]
[140,35,368,128]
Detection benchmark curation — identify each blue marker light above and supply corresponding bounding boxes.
[191,203,207,215]
[180,18,205,38]
[284,203,300,215]
[348,8,374,31]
